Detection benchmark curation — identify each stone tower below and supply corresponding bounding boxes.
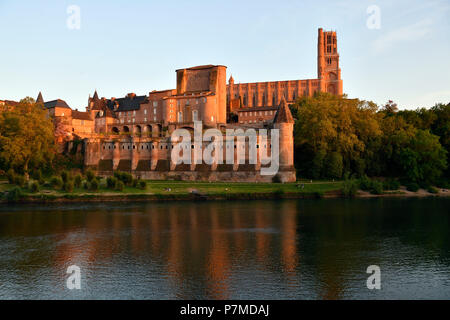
[273,95,295,172]
[317,28,343,95]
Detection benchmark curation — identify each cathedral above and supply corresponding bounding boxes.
[41,28,342,182]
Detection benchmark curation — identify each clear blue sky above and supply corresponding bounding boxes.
[1,0,449,111]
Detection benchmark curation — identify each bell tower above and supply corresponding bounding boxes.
[317,28,343,95]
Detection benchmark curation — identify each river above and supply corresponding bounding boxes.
[0,198,448,299]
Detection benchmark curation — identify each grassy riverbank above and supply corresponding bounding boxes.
[1,178,449,204]
[0,179,343,203]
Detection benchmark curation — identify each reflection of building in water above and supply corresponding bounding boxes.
[48,202,300,299]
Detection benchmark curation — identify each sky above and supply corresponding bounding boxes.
[0,0,449,111]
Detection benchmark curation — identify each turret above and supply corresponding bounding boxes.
[273,95,294,170]
[36,92,44,104]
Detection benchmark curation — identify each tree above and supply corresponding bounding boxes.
[0,97,55,178]
[397,129,447,183]
[291,92,381,178]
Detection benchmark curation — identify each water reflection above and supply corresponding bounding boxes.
[0,198,449,299]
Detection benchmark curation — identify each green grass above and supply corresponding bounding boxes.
[0,179,343,200]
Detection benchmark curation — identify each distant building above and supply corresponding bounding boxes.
[37,92,94,140]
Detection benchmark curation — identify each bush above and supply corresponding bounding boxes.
[106,176,117,189]
[61,170,71,183]
[50,176,63,189]
[383,178,401,191]
[29,181,39,193]
[359,175,372,191]
[86,169,95,182]
[6,169,15,184]
[64,181,74,193]
[427,186,439,194]
[122,173,133,185]
[115,180,124,191]
[406,182,420,192]
[138,180,147,190]
[83,181,89,190]
[132,178,139,188]
[341,179,359,198]
[114,171,133,185]
[370,180,383,195]
[15,175,26,187]
[272,174,282,183]
[7,187,23,202]
[435,179,449,189]
[74,174,82,188]
[90,179,99,191]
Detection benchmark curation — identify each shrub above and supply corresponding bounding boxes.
[106,176,117,189]
[29,181,39,193]
[418,181,431,190]
[74,174,82,188]
[435,179,449,189]
[272,174,282,183]
[132,178,139,188]
[115,180,124,191]
[15,175,26,187]
[359,175,372,191]
[64,181,74,193]
[90,179,99,191]
[383,178,401,191]
[122,172,133,185]
[427,186,439,194]
[61,170,71,183]
[50,176,63,189]
[83,181,89,190]
[86,169,95,182]
[370,180,383,195]
[406,182,420,192]
[138,180,147,190]
[341,179,359,198]
[7,187,23,202]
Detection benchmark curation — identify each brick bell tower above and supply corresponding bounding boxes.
[318,28,343,95]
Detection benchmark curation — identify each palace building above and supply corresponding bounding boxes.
[37,28,342,182]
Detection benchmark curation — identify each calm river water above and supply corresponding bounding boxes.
[0,198,449,299]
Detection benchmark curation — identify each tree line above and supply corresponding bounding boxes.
[290,93,449,187]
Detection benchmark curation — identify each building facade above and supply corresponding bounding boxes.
[25,28,342,182]
[228,28,342,124]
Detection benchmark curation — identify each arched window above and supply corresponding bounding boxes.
[192,110,198,121]
[177,111,183,123]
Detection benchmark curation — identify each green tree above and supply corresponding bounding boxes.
[0,97,55,178]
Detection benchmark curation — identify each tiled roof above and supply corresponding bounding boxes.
[44,99,71,109]
[72,110,92,121]
[1,100,19,106]
[106,95,147,112]
[237,106,279,112]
